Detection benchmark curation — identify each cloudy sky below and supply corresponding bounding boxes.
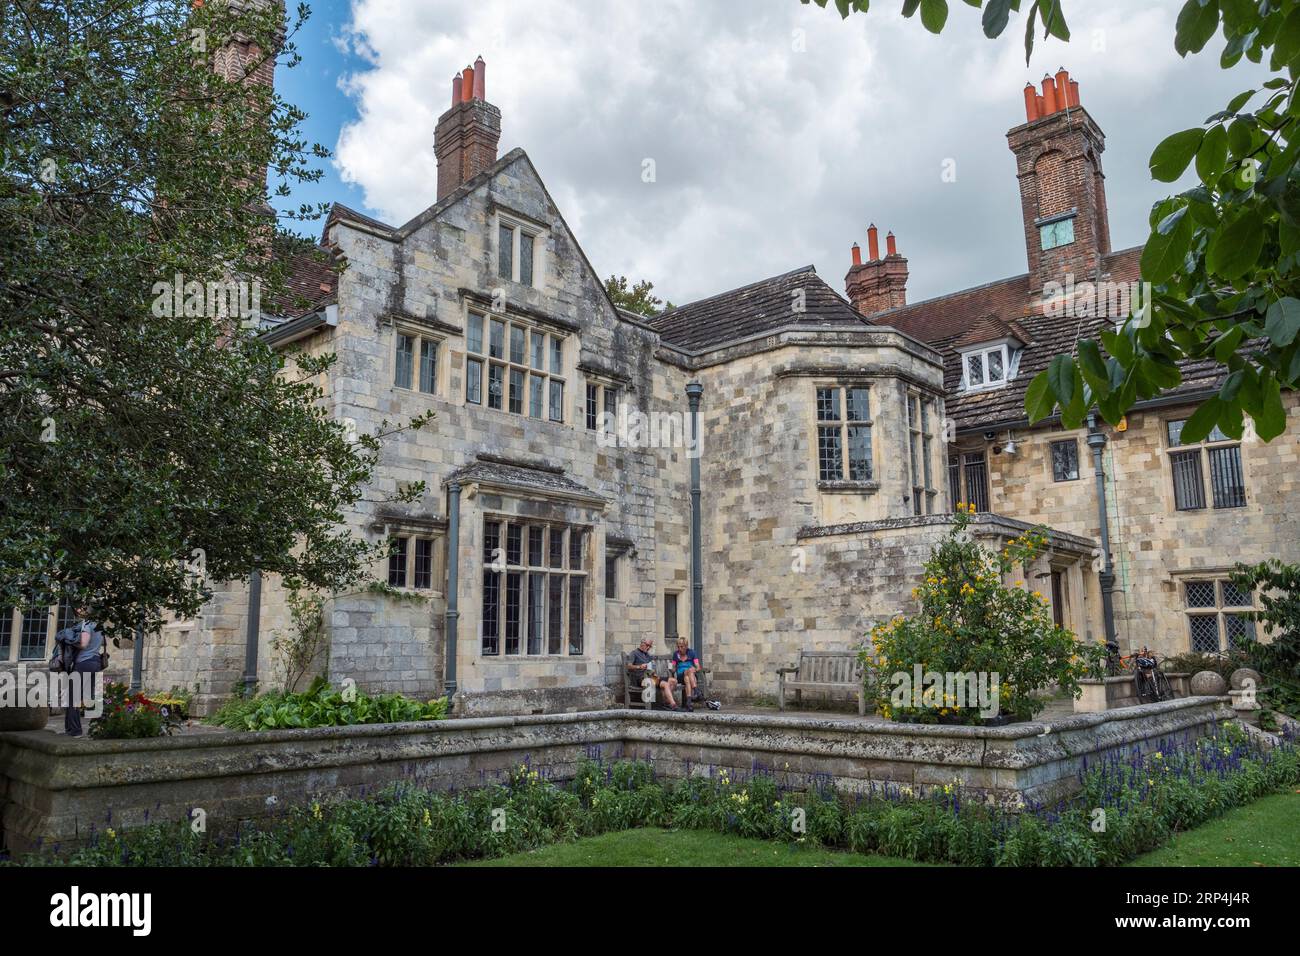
[274,0,1265,307]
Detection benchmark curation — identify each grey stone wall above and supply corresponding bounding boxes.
[0,697,1231,855]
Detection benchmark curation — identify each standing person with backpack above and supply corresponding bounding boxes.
[53,608,107,737]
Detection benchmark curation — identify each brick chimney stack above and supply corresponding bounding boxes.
[845,223,909,316]
[1007,69,1111,298]
[434,56,502,201]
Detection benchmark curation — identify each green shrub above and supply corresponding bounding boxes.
[1231,559,1300,718]
[206,675,448,730]
[863,505,1105,723]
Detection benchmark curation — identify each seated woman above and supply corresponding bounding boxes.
[671,637,702,712]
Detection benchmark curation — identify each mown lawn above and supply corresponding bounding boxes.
[463,792,1300,867]
[1125,791,1300,867]
[462,827,931,867]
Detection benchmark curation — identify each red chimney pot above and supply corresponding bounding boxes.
[886,232,898,257]
[851,243,862,267]
[1041,76,1058,115]
[867,224,880,262]
[451,74,462,108]
[1023,83,1039,122]
[461,65,475,102]
[473,56,486,100]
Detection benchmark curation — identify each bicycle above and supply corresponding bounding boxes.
[1104,642,1173,703]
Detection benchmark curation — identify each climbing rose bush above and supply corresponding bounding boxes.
[861,504,1105,724]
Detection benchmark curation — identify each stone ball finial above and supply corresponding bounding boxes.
[1189,670,1228,697]
[1230,667,1262,691]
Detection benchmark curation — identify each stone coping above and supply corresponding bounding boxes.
[0,695,1229,758]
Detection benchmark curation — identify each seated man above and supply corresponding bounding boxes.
[628,638,679,710]
[671,637,702,711]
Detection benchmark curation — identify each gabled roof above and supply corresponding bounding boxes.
[869,246,1225,431]
[264,247,339,319]
[649,266,869,352]
[447,455,604,503]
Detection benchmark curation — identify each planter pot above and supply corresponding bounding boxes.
[0,705,50,732]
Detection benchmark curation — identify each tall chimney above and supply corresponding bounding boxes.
[434,55,502,201]
[1007,70,1111,299]
[845,225,908,316]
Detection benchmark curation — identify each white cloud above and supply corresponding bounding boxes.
[333,0,1268,305]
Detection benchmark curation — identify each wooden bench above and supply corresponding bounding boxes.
[777,650,865,715]
[623,651,659,709]
[624,651,710,710]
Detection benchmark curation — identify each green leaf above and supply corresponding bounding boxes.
[982,0,1015,37]
[1076,339,1110,394]
[1047,354,1075,408]
[1039,0,1069,41]
[1100,328,1134,365]
[1264,297,1300,347]
[919,0,949,33]
[1024,370,1056,423]
[1141,206,1194,283]
[1195,124,1228,184]
[1179,397,1225,445]
[1206,209,1265,280]
[1150,128,1205,182]
[1174,0,1221,57]
[1253,375,1287,441]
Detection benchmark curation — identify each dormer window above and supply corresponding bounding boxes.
[961,344,1017,391]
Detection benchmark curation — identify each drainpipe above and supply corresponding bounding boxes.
[1086,414,1118,645]
[444,481,461,699]
[129,621,144,693]
[686,382,705,661]
[242,569,262,695]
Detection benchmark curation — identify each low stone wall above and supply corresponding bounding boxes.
[1075,673,1192,712]
[0,696,1231,856]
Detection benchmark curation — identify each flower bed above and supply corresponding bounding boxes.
[8,721,1294,868]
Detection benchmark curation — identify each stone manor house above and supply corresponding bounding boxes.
[7,40,1297,716]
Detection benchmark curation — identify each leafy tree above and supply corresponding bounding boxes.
[605,274,673,316]
[0,1,426,634]
[803,0,1300,442]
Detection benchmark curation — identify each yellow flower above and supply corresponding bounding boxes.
[106,828,117,840]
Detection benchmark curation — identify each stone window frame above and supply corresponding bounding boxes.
[584,380,620,434]
[1176,573,1256,654]
[393,323,443,397]
[481,516,588,658]
[958,341,1019,392]
[906,390,939,515]
[464,309,566,423]
[385,531,444,593]
[494,210,546,289]
[814,382,875,488]
[1163,417,1247,512]
[1050,438,1080,482]
[949,449,991,513]
[663,589,682,643]
[0,600,76,663]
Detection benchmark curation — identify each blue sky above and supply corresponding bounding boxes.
[271,0,366,232]
[271,0,1269,306]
